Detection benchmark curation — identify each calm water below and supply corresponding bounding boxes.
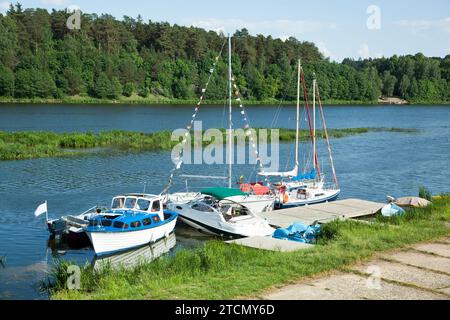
[0,104,449,299]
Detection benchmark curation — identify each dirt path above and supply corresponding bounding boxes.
[261,238,450,300]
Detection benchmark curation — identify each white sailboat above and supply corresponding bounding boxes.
[259,60,340,208]
[167,35,275,237]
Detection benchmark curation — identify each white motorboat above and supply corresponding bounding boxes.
[169,197,274,238]
[84,194,178,256]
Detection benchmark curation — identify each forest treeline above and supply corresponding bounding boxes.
[0,4,449,103]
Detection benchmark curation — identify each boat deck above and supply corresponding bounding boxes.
[227,198,384,252]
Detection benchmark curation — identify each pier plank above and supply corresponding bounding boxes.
[230,199,384,252]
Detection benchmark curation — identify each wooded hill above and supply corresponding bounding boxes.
[0,4,449,103]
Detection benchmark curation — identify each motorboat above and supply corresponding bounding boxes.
[168,196,274,238]
[84,194,178,256]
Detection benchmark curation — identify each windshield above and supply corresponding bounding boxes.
[137,199,150,211]
[112,197,125,209]
[124,197,137,209]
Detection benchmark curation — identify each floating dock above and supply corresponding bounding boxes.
[227,198,384,252]
[259,198,384,228]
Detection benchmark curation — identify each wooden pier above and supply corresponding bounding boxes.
[259,198,384,228]
[227,199,384,252]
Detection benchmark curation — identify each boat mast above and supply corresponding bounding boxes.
[295,59,301,169]
[228,34,232,189]
[313,76,316,172]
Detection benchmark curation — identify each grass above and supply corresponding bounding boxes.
[0,127,419,161]
[46,194,450,300]
[0,95,382,106]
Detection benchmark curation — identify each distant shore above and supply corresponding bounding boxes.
[1,96,449,106]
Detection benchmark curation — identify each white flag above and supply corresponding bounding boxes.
[34,202,47,217]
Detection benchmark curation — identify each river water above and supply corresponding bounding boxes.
[0,104,449,299]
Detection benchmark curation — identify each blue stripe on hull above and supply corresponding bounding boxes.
[278,192,340,209]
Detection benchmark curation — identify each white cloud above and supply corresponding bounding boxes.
[41,0,67,5]
[395,17,450,34]
[189,18,337,38]
[0,1,11,12]
[358,43,370,59]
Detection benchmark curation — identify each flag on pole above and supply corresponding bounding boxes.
[34,201,47,217]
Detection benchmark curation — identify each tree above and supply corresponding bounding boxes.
[0,65,15,97]
[92,73,111,99]
[399,75,411,99]
[123,82,134,97]
[110,77,123,99]
[382,71,397,97]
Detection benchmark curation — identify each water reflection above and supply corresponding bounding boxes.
[92,233,176,271]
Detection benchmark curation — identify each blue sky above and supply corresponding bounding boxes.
[1,0,449,61]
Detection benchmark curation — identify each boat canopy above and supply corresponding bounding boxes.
[201,188,248,201]
[258,166,298,178]
[292,169,317,181]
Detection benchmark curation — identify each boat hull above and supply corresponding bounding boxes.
[86,217,177,256]
[177,211,274,239]
[278,189,340,209]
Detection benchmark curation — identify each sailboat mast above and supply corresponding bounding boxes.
[313,77,316,171]
[228,34,232,189]
[295,60,301,168]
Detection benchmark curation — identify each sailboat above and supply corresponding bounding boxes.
[166,36,275,238]
[258,60,340,208]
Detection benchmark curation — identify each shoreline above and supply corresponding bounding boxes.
[1,97,449,106]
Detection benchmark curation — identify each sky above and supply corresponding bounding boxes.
[1,0,449,62]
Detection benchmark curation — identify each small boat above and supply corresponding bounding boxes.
[85,194,178,256]
[169,197,274,238]
[275,179,341,208]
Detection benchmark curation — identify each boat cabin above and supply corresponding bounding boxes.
[110,194,164,221]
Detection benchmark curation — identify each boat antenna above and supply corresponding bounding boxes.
[228,34,233,189]
[295,59,301,169]
[312,72,317,173]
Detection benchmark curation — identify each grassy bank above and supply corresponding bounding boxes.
[47,195,450,300]
[0,95,382,106]
[0,127,418,161]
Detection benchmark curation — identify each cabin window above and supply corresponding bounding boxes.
[192,203,214,212]
[137,199,150,211]
[130,221,141,228]
[152,200,161,212]
[125,197,137,209]
[112,197,125,209]
[113,221,128,229]
[152,216,160,223]
[101,220,112,227]
[142,218,152,226]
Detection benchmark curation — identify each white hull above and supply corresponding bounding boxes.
[176,205,274,238]
[86,218,177,256]
[281,189,340,207]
